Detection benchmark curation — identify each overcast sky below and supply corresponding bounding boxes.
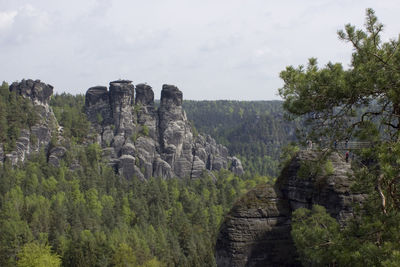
[0,0,399,100]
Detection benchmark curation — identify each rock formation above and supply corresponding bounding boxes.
[1,79,242,179]
[0,79,62,165]
[215,150,366,267]
[85,80,242,179]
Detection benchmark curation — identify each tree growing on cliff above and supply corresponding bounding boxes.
[280,8,400,266]
[280,8,400,214]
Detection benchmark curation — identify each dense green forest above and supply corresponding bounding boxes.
[0,88,273,266]
[183,100,297,176]
[3,8,398,266]
[0,148,271,267]
[50,93,90,143]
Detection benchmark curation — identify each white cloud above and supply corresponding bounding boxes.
[0,10,17,30]
[0,4,50,45]
[0,1,399,100]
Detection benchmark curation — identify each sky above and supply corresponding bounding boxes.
[0,0,399,100]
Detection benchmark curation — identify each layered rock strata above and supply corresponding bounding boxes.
[85,80,243,179]
[216,150,366,267]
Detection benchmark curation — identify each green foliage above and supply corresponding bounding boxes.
[113,243,137,267]
[292,205,340,266]
[131,133,138,143]
[281,9,400,266]
[141,125,150,137]
[279,8,400,144]
[17,242,61,267]
[96,113,103,124]
[324,160,334,176]
[50,93,90,142]
[279,143,299,169]
[295,157,332,181]
[183,100,298,176]
[0,82,39,153]
[0,145,272,266]
[292,203,400,266]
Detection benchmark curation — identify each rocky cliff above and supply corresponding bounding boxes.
[0,79,243,180]
[0,79,62,165]
[215,150,366,267]
[85,80,243,179]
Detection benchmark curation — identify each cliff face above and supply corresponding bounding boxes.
[215,150,366,267]
[0,79,61,165]
[85,80,243,179]
[1,79,243,180]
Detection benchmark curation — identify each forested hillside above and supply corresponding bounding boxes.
[0,148,270,266]
[183,100,298,176]
[0,83,274,267]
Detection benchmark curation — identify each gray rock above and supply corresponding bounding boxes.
[31,125,52,149]
[133,165,146,181]
[48,146,67,167]
[216,150,366,267]
[153,157,173,179]
[112,134,125,155]
[230,156,244,176]
[1,80,59,165]
[84,81,243,180]
[0,145,3,163]
[109,80,135,135]
[85,86,109,107]
[102,126,114,146]
[191,156,206,178]
[102,147,116,161]
[216,184,297,267]
[85,86,112,127]
[160,84,183,107]
[10,79,53,104]
[15,130,30,162]
[5,152,19,165]
[121,143,136,157]
[135,83,154,106]
[138,156,153,178]
[173,157,193,178]
[118,155,136,179]
[279,150,366,224]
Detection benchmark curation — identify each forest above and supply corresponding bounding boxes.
[1,7,400,267]
[183,100,298,176]
[0,83,273,267]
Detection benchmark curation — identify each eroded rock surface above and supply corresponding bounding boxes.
[0,78,243,180]
[1,79,63,165]
[216,150,366,267]
[85,81,242,179]
[216,184,297,267]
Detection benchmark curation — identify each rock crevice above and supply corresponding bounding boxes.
[216,150,366,267]
[85,80,242,179]
[1,79,243,179]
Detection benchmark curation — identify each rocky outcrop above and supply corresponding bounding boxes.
[278,150,365,225]
[229,156,244,176]
[1,78,242,180]
[1,79,64,165]
[216,184,296,267]
[85,80,242,179]
[216,150,366,267]
[10,79,53,105]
